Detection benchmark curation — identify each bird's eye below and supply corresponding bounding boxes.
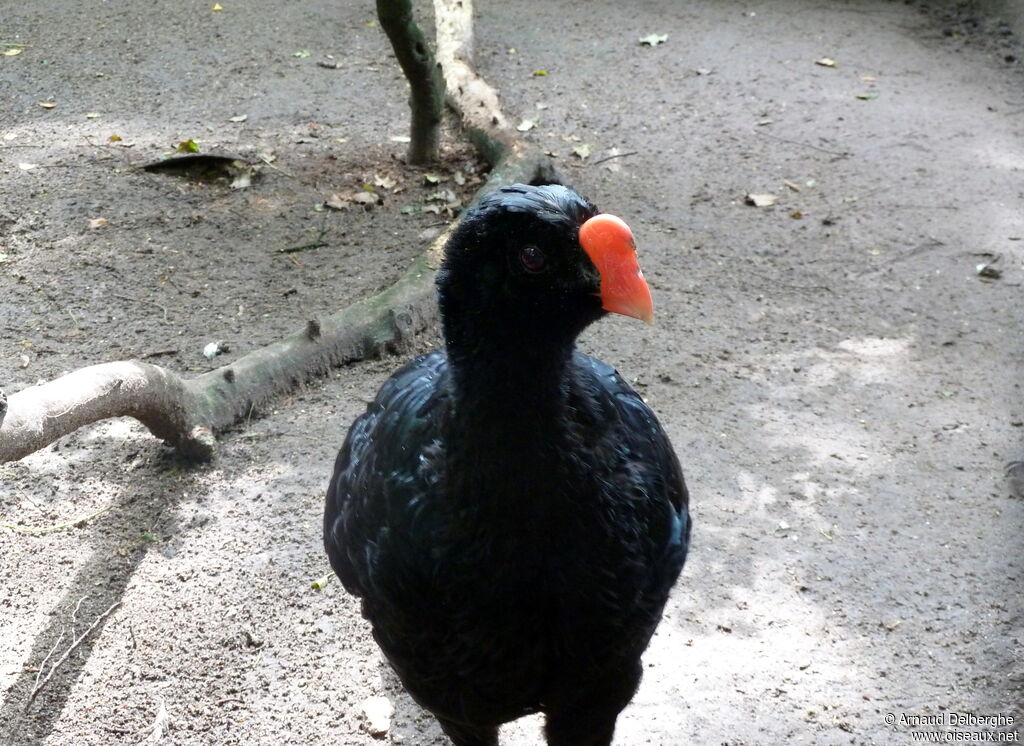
[520,245,546,273]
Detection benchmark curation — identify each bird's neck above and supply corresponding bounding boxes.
[448,337,573,433]
[445,334,577,505]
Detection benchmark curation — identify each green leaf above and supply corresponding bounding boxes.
[855,91,879,100]
[532,69,547,77]
[175,139,200,153]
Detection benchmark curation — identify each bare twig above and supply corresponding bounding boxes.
[279,230,328,254]
[26,600,122,709]
[754,129,851,157]
[591,151,638,166]
[3,504,113,534]
[111,293,169,322]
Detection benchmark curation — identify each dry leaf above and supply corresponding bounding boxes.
[229,170,252,190]
[815,57,837,68]
[783,180,801,192]
[85,112,101,119]
[38,101,56,109]
[639,34,668,47]
[88,218,108,229]
[374,173,397,189]
[228,114,247,123]
[516,119,536,132]
[571,144,591,160]
[3,48,22,57]
[108,134,122,142]
[745,193,778,207]
[352,191,379,206]
[324,193,348,210]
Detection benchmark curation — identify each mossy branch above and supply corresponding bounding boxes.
[376,0,445,164]
[0,0,560,464]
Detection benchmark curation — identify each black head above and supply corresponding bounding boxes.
[436,184,606,357]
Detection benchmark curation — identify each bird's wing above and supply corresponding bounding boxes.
[569,351,691,583]
[324,349,451,598]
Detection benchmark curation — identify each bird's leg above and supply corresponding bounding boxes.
[436,716,499,746]
[544,712,617,746]
[543,661,642,746]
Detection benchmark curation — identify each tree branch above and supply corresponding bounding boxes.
[376,0,445,164]
[0,0,560,464]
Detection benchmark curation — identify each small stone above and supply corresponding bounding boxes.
[360,695,394,738]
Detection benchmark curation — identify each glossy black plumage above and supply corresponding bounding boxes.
[324,184,690,746]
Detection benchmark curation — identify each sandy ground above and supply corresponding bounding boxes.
[1,1,1022,744]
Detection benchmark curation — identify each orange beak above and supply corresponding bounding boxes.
[578,213,654,324]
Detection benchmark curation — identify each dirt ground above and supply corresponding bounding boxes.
[2,1,1022,744]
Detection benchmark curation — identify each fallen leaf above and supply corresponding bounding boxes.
[310,574,332,591]
[88,218,108,229]
[374,173,397,189]
[423,173,443,184]
[535,101,549,110]
[855,92,879,100]
[639,33,668,47]
[229,169,252,189]
[815,57,837,67]
[228,114,247,123]
[108,134,122,142]
[976,263,1002,279]
[293,50,310,58]
[324,193,349,210]
[38,101,56,109]
[571,143,591,160]
[17,163,38,171]
[426,188,458,204]
[453,171,466,186]
[789,210,803,219]
[85,112,101,119]
[532,69,547,77]
[695,67,713,76]
[352,191,379,206]
[861,75,877,83]
[389,135,411,143]
[3,48,22,57]
[783,180,801,192]
[175,139,200,153]
[211,2,223,9]
[746,193,778,207]
[517,119,536,132]
[317,60,342,69]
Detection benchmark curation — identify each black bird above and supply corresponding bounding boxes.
[324,184,690,746]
